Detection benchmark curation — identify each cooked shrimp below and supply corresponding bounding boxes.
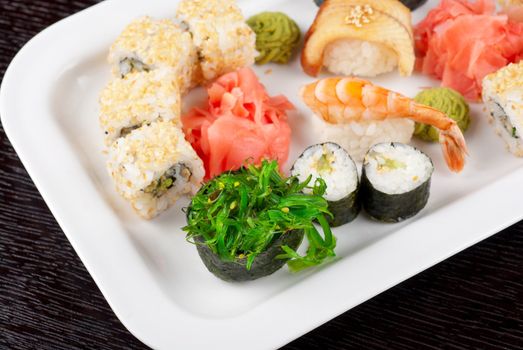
[300,77,468,172]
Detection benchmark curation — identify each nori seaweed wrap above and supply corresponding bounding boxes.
[361,143,433,223]
[292,143,360,227]
[194,230,304,282]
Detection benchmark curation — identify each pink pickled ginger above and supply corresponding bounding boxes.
[182,68,293,179]
[415,0,523,100]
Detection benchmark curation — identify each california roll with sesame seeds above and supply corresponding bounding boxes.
[108,16,198,93]
[99,69,181,146]
[176,0,257,83]
[361,143,433,223]
[482,61,523,157]
[106,120,204,219]
[292,143,360,227]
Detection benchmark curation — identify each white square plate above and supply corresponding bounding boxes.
[2,0,523,348]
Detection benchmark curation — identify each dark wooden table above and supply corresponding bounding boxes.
[1,1,522,349]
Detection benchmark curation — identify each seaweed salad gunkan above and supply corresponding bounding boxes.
[184,160,337,282]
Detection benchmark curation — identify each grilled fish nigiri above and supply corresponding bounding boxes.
[301,0,415,77]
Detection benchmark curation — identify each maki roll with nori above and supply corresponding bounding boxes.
[292,143,360,227]
[361,143,433,223]
[184,160,336,282]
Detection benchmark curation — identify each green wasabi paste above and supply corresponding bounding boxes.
[414,87,471,142]
[247,12,301,65]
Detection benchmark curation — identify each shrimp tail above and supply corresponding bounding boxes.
[439,123,468,172]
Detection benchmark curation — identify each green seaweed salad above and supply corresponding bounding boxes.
[184,160,336,272]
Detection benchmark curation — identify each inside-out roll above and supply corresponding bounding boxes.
[483,61,523,156]
[98,69,181,146]
[176,0,257,83]
[106,120,204,219]
[108,16,198,93]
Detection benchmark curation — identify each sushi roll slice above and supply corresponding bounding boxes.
[99,69,181,146]
[107,120,204,219]
[482,61,523,156]
[292,143,360,227]
[361,143,433,223]
[108,16,198,93]
[176,0,257,83]
[302,0,415,77]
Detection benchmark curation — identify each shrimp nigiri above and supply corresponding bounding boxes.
[300,77,468,172]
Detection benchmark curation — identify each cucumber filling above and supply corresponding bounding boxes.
[313,151,335,174]
[367,151,407,172]
[493,102,519,139]
[143,163,192,198]
[119,124,142,138]
[119,58,151,77]
[119,121,154,138]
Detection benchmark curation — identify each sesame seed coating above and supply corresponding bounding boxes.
[106,120,204,219]
[177,0,245,21]
[110,120,182,175]
[484,61,523,98]
[177,0,257,82]
[483,61,523,157]
[344,4,374,28]
[107,120,203,194]
[99,69,181,146]
[108,16,198,92]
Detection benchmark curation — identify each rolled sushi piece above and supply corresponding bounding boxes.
[99,69,181,146]
[292,143,360,227]
[361,143,433,223]
[482,61,523,156]
[302,0,415,77]
[176,0,257,83]
[108,16,198,93]
[107,120,204,219]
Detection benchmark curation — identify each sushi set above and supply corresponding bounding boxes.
[2,0,523,348]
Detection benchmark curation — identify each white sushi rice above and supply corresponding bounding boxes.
[99,69,181,146]
[323,39,398,77]
[292,143,358,202]
[107,120,204,219]
[176,0,256,83]
[310,115,414,162]
[108,16,198,93]
[482,61,523,156]
[364,143,433,195]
